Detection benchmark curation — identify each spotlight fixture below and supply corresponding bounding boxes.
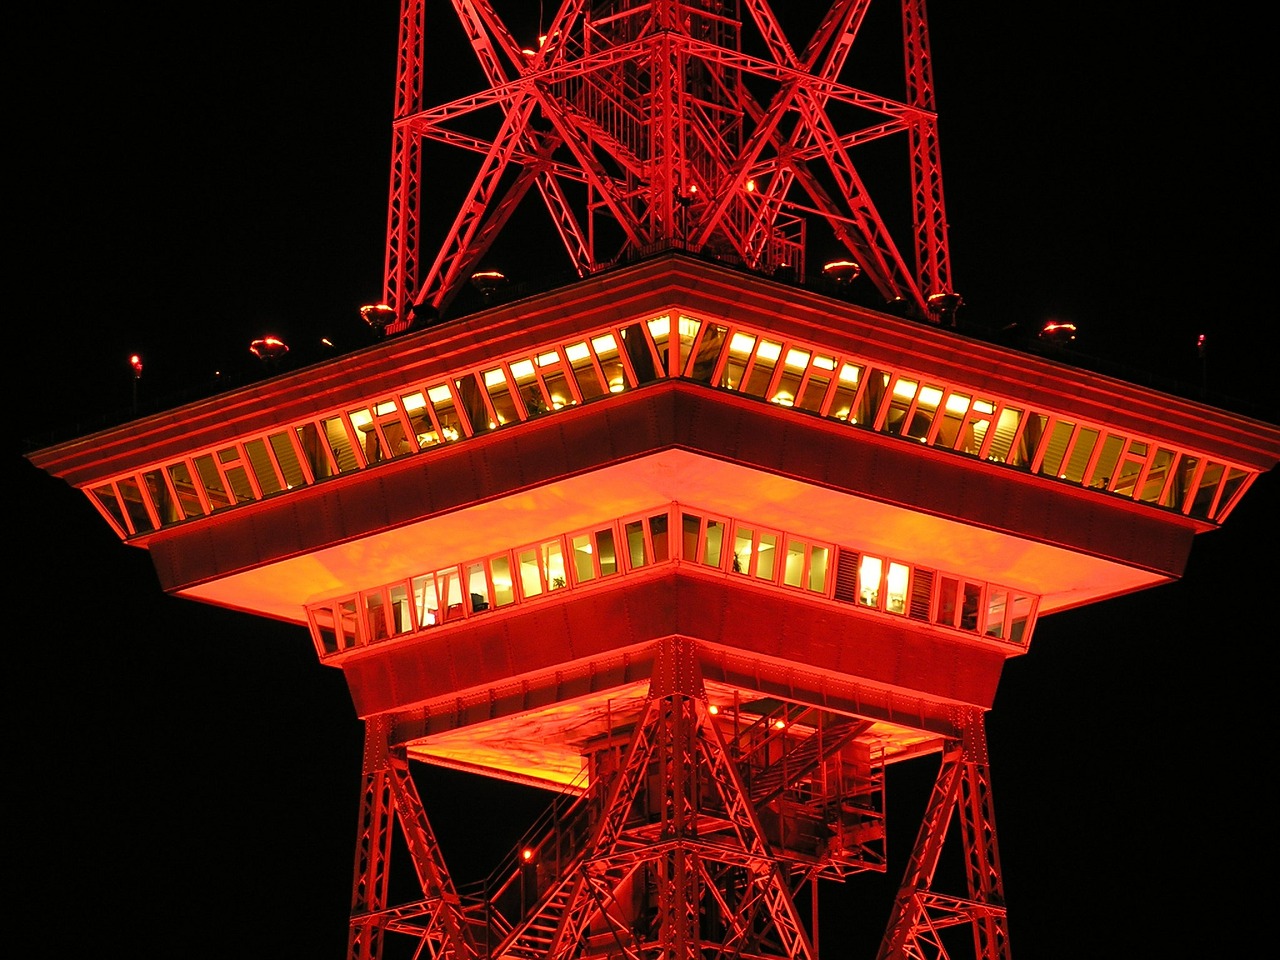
[822,259,862,285]
[470,270,507,304]
[926,292,963,326]
[250,336,289,362]
[360,303,397,333]
[1038,319,1077,344]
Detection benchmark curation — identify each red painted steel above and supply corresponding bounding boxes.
[379,0,955,332]
[25,5,1280,960]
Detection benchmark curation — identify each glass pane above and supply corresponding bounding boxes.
[571,535,595,583]
[783,539,806,587]
[426,384,464,442]
[1009,595,1034,643]
[885,562,909,614]
[960,583,982,631]
[217,447,255,503]
[312,605,338,655]
[1063,427,1099,484]
[720,332,756,390]
[985,588,1008,638]
[904,385,941,441]
[772,348,808,408]
[565,341,607,402]
[681,514,701,559]
[348,406,380,462]
[689,323,727,382]
[621,322,658,383]
[1014,413,1047,469]
[90,483,128,532]
[1040,419,1075,478]
[245,438,283,496]
[322,416,362,473]
[827,363,862,422]
[1163,454,1198,510]
[744,339,782,398]
[1214,467,1250,521]
[1090,433,1124,489]
[854,368,890,427]
[858,556,882,607]
[294,421,331,479]
[412,574,441,627]
[590,334,626,394]
[518,548,543,598]
[166,462,204,519]
[193,454,232,510]
[142,468,178,525]
[466,562,491,612]
[936,576,959,627]
[482,368,521,428]
[646,314,673,376]
[596,528,618,575]
[542,540,567,589]
[338,599,360,650]
[625,521,647,569]
[1138,447,1176,503]
[389,584,412,634]
[703,519,725,568]
[958,397,995,455]
[1189,462,1225,518]
[401,390,436,446]
[934,391,971,450]
[650,513,669,562]
[675,315,701,376]
[491,556,516,607]
[796,354,835,413]
[732,527,754,574]
[1112,441,1149,497]
[985,406,1024,464]
[755,532,777,580]
[808,545,829,593]
[365,591,389,643]
[536,351,574,410]
[455,373,490,434]
[438,567,464,620]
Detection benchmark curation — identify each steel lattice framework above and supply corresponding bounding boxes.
[347,639,1010,960]
[379,0,956,333]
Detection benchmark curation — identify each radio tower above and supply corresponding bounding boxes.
[26,3,1280,960]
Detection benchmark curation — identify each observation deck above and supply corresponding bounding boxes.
[29,252,1280,793]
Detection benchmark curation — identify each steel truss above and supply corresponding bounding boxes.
[345,640,1010,960]
[380,0,956,332]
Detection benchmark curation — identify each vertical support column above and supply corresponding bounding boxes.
[346,713,477,960]
[876,707,1010,960]
[348,715,396,960]
[384,0,425,333]
[956,709,1010,960]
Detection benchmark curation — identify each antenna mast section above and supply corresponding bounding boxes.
[380,0,956,332]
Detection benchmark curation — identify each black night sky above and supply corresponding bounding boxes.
[10,3,1277,958]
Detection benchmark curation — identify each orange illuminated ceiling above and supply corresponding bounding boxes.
[177,448,1173,625]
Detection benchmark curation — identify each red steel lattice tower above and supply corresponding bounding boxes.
[25,3,1280,960]
[381,0,954,333]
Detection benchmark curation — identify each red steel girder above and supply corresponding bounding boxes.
[381,0,957,333]
[875,710,1011,960]
[347,716,477,960]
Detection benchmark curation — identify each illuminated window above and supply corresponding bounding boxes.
[827,363,863,422]
[480,367,522,428]
[858,556,882,608]
[743,338,783,399]
[465,562,492,613]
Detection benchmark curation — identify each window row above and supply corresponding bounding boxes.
[307,506,1038,658]
[88,311,1253,540]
